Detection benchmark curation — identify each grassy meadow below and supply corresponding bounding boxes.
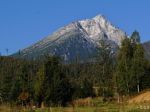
[0,103,149,112]
[1,97,150,112]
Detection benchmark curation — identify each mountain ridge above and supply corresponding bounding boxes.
[12,15,127,62]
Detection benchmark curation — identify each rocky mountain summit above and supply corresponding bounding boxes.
[13,15,126,62]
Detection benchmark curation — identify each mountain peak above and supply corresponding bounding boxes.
[78,15,125,45]
[12,14,126,62]
[92,14,106,21]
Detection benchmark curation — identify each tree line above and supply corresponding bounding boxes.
[0,31,150,107]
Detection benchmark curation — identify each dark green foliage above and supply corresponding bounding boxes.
[98,87,114,98]
[72,78,95,99]
[140,61,150,90]
[97,39,114,97]
[116,38,133,95]
[0,31,150,106]
[131,30,141,43]
[0,57,37,103]
[34,65,45,107]
[81,78,95,98]
[34,56,72,106]
[116,31,149,95]
[131,44,145,93]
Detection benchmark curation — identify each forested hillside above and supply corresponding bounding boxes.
[0,31,150,107]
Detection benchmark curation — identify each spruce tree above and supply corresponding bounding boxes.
[131,44,145,93]
[116,38,133,95]
[34,65,46,107]
[131,30,140,44]
[97,39,114,97]
[34,56,72,106]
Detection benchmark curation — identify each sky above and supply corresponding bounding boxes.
[0,0,150,55]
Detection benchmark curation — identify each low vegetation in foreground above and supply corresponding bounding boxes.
[1,96,150,112]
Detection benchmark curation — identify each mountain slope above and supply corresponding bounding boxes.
[143,41,150,60]
[12,15,126,62]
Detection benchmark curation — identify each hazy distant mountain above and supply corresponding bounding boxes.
[143,41,150,60]
[12,15,126,62]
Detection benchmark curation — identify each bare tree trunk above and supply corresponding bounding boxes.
[102,65,105,97]
[137,79,140,93]
[137,84,140,93]
[117,93,120,103]
[126,82,130,94]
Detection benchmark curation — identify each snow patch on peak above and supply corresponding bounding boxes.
[93,14,106,22]
[77,14,126,45]
[41,14,126,47]
[13,14,127,61]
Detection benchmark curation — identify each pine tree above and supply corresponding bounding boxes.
[97,39,114,97]
[116,38,133,95]
[34,65,46,107]
[131,44,145,93]
[34,56,72,106]
[44,56,72,106]
[131,30,140,44]
[116,31,146,95]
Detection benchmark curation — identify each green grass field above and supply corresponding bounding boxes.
[1,103,150,112]
[1,96,150,112]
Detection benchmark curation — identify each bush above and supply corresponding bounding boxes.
[98,87,114,100]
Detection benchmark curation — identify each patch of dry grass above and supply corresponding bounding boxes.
[1,95,150,112]
[129,90,150,104]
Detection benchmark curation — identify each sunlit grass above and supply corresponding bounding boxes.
[1,103,150,112]
[0,98,150,112]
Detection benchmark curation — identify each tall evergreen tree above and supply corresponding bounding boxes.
[34,65,46,107]
[116,31,146,95]
[97,39,114,97]
[116,38,133,95]
[131,44,145,93]
[34,56,72,106]
[131,30,140,44]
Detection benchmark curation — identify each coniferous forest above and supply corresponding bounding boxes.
[0,31,150,108]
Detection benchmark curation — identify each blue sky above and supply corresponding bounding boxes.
[0,0,150,55]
